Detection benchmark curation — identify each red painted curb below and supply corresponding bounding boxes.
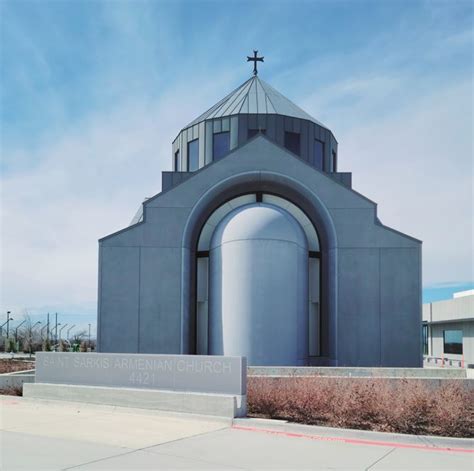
[231,425,474,454]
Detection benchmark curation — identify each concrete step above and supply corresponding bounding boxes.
[23,382,246,418]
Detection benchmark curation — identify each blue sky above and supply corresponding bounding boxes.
[1,0,473,333]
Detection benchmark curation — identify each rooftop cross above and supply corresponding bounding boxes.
[247,50,264,76]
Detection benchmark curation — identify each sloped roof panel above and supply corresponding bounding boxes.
[185,76,327,128]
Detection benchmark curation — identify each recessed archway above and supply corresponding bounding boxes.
[181,171,338,365]
[195,194,321,365]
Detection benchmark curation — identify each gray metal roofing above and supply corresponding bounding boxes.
[185,76,327,128]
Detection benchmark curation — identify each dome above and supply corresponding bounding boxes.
[210,203,308,251]
[186,76,327,129]
[171,75,338,175]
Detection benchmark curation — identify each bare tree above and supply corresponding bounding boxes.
[19,313,41,357]
[70,330,87,351]
[70,330,87,343]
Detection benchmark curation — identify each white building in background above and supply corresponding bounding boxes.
[423,290,474,367]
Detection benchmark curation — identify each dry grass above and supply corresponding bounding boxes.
[248,376,473,438]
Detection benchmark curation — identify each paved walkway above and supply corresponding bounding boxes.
[0,397,472,470]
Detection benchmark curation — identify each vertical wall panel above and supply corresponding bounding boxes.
[198,122,205,168]
[139,247,182,354]
[337,248,381,366]
[213,119,222,133]
[321,128,329,171]
[380,248,421,367]
[100,246,140,353]
[300,120,309,162]
[293,117,301,133]
[248,114,257,129]
[315,125,322,141]
[172,139,177,171]
[205,121,213,164]
[309,258,320,357]
[180,132,186,171]
[308,123,315,166]
[196,257,209,355]
[222,117,230,132]
[238,115,248,145]
[267,116,276,140]
[257,114,266,131]
[230,116,239,150]
[331,136,338,172]
[276,115,284,145]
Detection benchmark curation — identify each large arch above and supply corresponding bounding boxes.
[181,170,339,365]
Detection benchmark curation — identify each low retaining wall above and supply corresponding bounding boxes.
[26,352,247,418]
[248,366,467,379]
[0,370,35,390]
[249,375,474,390]
[24,383,244,418]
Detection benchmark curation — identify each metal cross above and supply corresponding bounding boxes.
[247,50,264,76]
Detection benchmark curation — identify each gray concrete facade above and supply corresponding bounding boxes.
[98,135,422,366]
[98,76,422,367]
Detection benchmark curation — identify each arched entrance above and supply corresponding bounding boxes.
[195,193,321,366]
[181,171,338,366]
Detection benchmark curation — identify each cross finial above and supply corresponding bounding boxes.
[247,50,264,76]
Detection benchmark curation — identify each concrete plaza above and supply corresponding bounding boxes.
[0,396,472,470]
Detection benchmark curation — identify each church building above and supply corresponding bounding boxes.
[97,54,422,367]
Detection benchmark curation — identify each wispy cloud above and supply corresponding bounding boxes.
[341,79,473,284]
[1,0,472,324]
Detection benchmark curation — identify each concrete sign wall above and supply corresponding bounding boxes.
[36,353,246,396]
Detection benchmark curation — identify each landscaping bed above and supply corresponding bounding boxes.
[0,385,23,396]
[0,359,35,374]
[248,376,473,438]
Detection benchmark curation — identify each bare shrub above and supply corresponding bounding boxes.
[0,359,35,374]
[431,381,473,437]
[0,385,23,396]
[247,376,473,438]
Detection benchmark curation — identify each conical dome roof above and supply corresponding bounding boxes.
[186,76,327,128]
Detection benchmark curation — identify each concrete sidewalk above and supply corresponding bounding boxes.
[0,397,472,470]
